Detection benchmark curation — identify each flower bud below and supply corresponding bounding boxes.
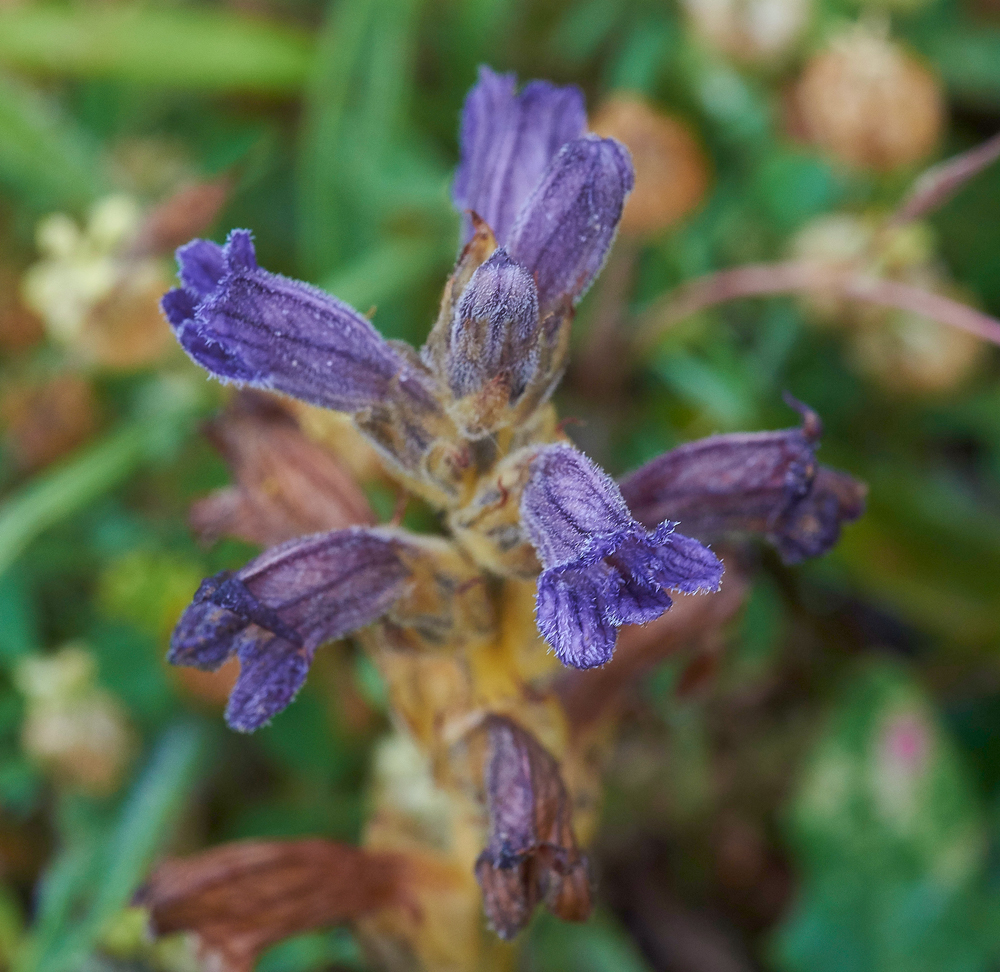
[793,28,944,171]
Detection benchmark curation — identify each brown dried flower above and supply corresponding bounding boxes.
[189,390,376,548]
[794,28,944,171]
[475,715,591,939]
[136,839,411,972]
[681,0,811,64]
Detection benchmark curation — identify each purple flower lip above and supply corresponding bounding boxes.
[169,528,411,732]
[521,444,723,669]
[161,229,436,415]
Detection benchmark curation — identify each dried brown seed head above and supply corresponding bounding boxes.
[794,28,944,172]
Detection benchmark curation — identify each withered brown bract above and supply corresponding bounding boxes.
[136,839,411,972]
[475,715,592,939]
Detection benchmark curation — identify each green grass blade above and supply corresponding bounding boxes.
[22,722,207,972]
[0,6,312,93]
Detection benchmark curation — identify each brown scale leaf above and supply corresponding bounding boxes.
[475,715,591,939]
[136,839,411,972]
[190,390,376,547]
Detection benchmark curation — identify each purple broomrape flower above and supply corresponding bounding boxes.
[454,67,587,248]
[453,68,633,311]
[520,444,723,669]
[618,398,867,563]
[162,230,435,414]
[170,528,410,732]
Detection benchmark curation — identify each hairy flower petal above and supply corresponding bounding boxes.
[454,67,586,248]
[162,230,430,413]
[226,634,315,734]
[535,566,620,669]
[521,445,722,668]
[507,136,634,312]
[177,238,226,297]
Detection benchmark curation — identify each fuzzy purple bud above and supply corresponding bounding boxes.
[520,445,723,669]
[507,136,634,313]
[446,248,540,407]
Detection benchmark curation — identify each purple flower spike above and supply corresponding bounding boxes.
[447,248,539,402]
[454,67,586,248]
[507,136,634,313]
[162,230,430,414]
[520,445,723,669]
[169,528,410,732]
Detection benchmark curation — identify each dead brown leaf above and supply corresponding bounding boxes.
[190,390,376,547]
[136,839,411,972]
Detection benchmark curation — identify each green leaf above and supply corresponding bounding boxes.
[773,663,1000,972]
[0,72,104,209]
[928,29,1000,105]
[527,909,653,972]
[0,5,312,93]
[320,234,453,315]
[0,571,40,666]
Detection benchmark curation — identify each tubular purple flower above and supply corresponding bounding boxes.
[507,136,635,313]
[618,398,867,563]
[520,445,723,669]
[169,528,411,732]
[162,230,435,414]
[453,67,586,248]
